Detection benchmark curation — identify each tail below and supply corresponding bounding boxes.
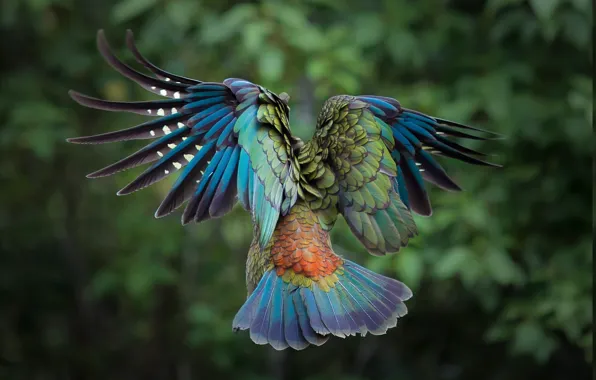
[232,259,412,350]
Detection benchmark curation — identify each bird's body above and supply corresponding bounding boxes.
[68,30,500,350]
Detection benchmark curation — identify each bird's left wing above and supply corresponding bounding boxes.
[68,30,300,248]
[299,95,500,256]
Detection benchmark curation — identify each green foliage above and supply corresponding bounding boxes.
[0,0,591,379]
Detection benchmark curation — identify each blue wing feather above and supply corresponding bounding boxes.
[69,32,298,246]
[195,146,234,222]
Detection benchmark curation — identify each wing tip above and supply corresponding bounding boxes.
[181,214,193,226]
[125,29,137,51]
[443,182,463,192]
[68,90,100,109]
[66,135,102,144]
[181,202,196,225]
[86,166,122,179]
[154,204,173,219]
[66,136,85,144]
[68,89,84,103]
[85,171,103,179]
[116,186,133,196]
[415,205,432,217]
[96,28,109,51]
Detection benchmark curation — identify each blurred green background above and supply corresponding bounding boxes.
[0,0,592,379]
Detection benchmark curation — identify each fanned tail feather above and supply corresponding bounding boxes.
[232,259,412,350]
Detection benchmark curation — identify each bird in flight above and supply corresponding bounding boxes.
[68,30,500,350]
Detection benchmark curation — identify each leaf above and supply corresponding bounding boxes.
[258,47,284,82]
[396,249,424,289]
[484,248,524,285]
[306,58,329,79]
[433,247,472,279]
[243,21,273,53]
[486,0,526,14]
[332,71,359,93]
[201,4,256,44]
[529,0,560,21]
[165,0,200,30]
[353,13,384,47]
[512,321,557,362]
[272,3,307,29]
[569,0,591,12]
[111,0,158,23]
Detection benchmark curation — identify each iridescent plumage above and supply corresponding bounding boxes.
[68,30,500,350]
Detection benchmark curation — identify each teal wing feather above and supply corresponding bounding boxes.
[67,30,299,248]
[355,95,500,215]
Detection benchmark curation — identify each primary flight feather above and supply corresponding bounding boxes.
[68,30,500,350]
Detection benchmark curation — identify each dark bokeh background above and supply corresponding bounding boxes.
[0,0,592,379]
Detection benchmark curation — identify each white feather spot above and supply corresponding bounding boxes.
[415,162,421,166]
[184,154,194,162]
[150,130,155,136]
[172,162,182,169]
[157,108,165,116]
[173,92,180,99]
[419,169,426,172]
[436,132,445,135]
[171,107,178,114]
[195,145,201,151]
[151,86,156,90]
[147,109,152,114]
[177,122,185,128]
[165,78,171,81]
[182,137,187,141]
[164,170,169,174]
[157,151,163,157]
[160,89,167,96]
[162,126,171,134]
[168,143,177,149]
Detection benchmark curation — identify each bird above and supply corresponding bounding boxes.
[67,30,500,350]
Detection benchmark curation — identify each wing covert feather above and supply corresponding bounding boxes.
[68,30,302,248]
[301,95,499,256]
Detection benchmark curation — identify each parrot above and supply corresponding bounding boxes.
[68,30,500,350]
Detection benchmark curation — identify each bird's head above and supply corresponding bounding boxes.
[279,92,290,104]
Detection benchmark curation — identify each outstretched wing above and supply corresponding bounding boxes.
[299,95,500,256]
[68,30,300,248]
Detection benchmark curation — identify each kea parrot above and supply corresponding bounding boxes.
[68,30,500,350]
